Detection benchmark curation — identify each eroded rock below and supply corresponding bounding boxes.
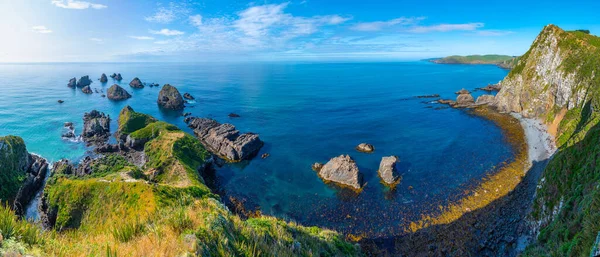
[67,77,76,88]
[476,95,495,105]
[356,143,375,153]
[81,110,110,144]
[107,84,131,100]
[129,77,143,88]
[158,84,185,110]
[378,156,401,185]
[100,73,108,83]
[76,76,92,88]
[81,86,93,94]
[317,155,363,190]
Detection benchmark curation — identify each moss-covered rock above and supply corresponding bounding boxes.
[116,106,156,140]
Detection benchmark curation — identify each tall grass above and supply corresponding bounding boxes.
[111,219,146,243]
[0,204,42,246]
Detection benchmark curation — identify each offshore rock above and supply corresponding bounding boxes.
[129,77,144,88]
[76,75,92,88]
[100,73,108,83]
[356,143,375,153]
[183,93,195,100]
[81,110,110,144]
[67,77,76,88]
[378,156,401,185]
[318,155,363,190]
[157,84,185,110]
[107,84,131,100]
[455,93,475,107]
[455,88,471,95]
[186,117,263,161]
[81,85,92,94]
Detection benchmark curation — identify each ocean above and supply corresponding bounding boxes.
[0,61,512,236]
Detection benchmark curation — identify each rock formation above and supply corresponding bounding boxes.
[100,73,108,83]
[81,85,93,94]
[76,75,92,88]
[183,93,195,100]
[455,93,475,107]
[378,156,401,185]
[186,117,263,161]
[356,143,375,153]
[476,95,495,105]
[157,84,185,110]
[107,84,131,100]
[317,155,363,190]
[81,110,110,144]
[312,163,324,172]
[67,77,76,88]
[228,113,241,118]
[455,88,470,95]
[129,77,144,88]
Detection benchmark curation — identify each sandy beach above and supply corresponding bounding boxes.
[512,113,557,164]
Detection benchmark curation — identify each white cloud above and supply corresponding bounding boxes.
[32,26,53,34]
[89,37,104,43]
[145,2,190,24]
[477,30,514,36]
[408,23,484,33]
[154,40,170,45]
[150,29,185,36]
[189,15,203,27]
[351,17,424,31]
[129,36,155,40]
[51,0,107,10]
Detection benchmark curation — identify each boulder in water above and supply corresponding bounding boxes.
[115,73,123,81]
[378,156,401,185]
[228,113,241,118]
[58,100,64,104]
[317,155,363,190]
[81,85,93,94]
[129,77,143,88]
[157,84,185,110]
[76,76,92,88]
[183,93,195,100]
[455,93,475,107]
[100,73,108,83]
[107,84,132,100]
[67,77,76,88]
[356,143,375,153]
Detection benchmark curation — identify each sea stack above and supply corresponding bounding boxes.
[157,84,185,110]
[81,86,93,94]
[356,143,375,153]
[99,73,108,83]
[115,73,123,81]
[455,93,475,107]
[378,156,401,185]
[183,93,195,100]
[81,110,110,144]
[317,155,363,190]
[67,77,76,88]
[107,84,132,100]
[76,75,92,88]
[129,77,143,88]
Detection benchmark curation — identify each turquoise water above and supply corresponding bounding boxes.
[0,62,511,237]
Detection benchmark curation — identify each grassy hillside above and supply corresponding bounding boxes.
[0,107,361,256]
[432,55,520,68]
[0,136,30,202]
[500,25,600,257]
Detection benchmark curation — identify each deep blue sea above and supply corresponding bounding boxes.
[0,62,511,237]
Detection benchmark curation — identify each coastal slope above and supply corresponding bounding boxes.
[494,25,600,256]
[431,55,520,69]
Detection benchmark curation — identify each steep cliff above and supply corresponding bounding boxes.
[494,25,600,256]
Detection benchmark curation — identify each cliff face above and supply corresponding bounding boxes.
[494,25,599,120]
[497,25,600,256]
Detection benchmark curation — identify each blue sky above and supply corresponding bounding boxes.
[1,0,599,62]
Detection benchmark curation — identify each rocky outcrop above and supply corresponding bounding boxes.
[493,25,597,118]
[312,163,324,172]
[479,84,501,92]
[378,156,400,185]
[107,84,131,100]
[476,95,495,105]
[129,77,143,88]
[81,110,110,144]
[76,76,92,88]
[186,117,263,161]
[100,73,108,83]
[455,93,475,107]
[317,155,363,190]
[157,84,185,110]
[228,113,240,118]
[110,73,123,81]
[67,77,76,88]
[13,154,48,216]
[455,89,470,95]
[183,93,195,100]
[53,159,75,175]
[62,122,76,139]
[356,143,375,153]
[81,86,92,94]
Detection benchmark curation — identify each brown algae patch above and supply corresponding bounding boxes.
[407,106,528,232]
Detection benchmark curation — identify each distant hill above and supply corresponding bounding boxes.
[430,55,520,69]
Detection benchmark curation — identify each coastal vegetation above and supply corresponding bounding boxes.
[431,54,520,69]
[0,108,361,256]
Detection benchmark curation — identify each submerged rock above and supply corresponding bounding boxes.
[58,100,64,104]
[81,86,93,94]
[356,143,375,153]
[129,77,143,88]
[378,156,401,185]
[476,95,495,105]
[186,117,263,161]
[67,77,76,88]
[183,93,195,100]
[107,84,131,100]
[416,94,441,98]
[81,110,110,144]
[261,153,270,159]
[228,113,241,118]
[76,75,92,88]
[157,84,185,110]
[318,155,363,190]
[100,73,108,83]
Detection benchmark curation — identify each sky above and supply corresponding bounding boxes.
[1,0,599,62]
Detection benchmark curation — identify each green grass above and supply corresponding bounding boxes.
[0,204,42,246]
[129,121,179,141]
[117,105,157,135]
